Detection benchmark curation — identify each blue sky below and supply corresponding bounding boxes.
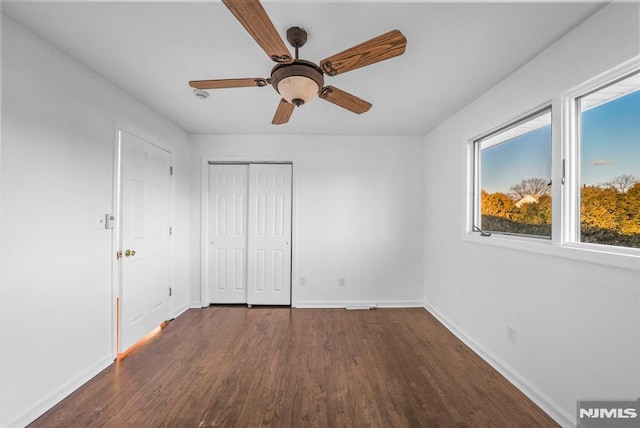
[481,126,551,194]
[581,89,640,186]
[481,88,639,194]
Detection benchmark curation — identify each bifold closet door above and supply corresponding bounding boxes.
[247,164,292,305]
[208,163,292,305]
[208,164,249,304]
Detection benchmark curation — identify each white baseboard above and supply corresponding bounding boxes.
[170,304,190,319]
[424,303,575,428]
[5,356,113,428]
[294,300,424,309]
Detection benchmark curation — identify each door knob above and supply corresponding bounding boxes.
[125,249,136,257]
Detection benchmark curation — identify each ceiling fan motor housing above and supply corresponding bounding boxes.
[270,60,324,106]
[286,26,308,49]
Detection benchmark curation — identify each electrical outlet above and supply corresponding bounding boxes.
[299,276,306,286]
[338,277,346,286]
[506,326,517,343]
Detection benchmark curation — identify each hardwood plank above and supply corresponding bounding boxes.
[28,307,558,427]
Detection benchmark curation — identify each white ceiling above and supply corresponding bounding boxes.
[2,1,605,136]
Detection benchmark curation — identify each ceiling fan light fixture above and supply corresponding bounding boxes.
[277,76,318,106]
[271,60,324,107]
[188,2,408,125]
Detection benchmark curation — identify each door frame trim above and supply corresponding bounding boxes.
[200,156,298,307]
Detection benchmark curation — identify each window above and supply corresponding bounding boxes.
[473,108,552,238]
[468,58,640,269]
[576,71,640,249]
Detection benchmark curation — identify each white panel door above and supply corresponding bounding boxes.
[120,132,171,352]
[247,164,292,305]
[208,164,249,303]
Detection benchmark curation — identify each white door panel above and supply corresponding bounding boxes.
[120,132,171,352]
[247,164,292,305]
[208,165,249,303]
[208,163,292,305]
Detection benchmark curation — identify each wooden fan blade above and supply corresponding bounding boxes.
[222,0,293,63]
[272,99,295,125]
[320,30,407,76]
[319,86,372,114]
[189,78,269,90]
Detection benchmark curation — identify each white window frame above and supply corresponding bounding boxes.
[562,56,640,258]
[469,104,555,241]
[465,56,640,273]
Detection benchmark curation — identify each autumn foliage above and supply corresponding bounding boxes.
[481,176,640,248]
[580,181,640,247]
[481,190,551,237]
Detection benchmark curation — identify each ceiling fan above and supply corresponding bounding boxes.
[189,0,407,125]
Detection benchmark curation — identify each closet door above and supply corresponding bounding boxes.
[247,164,292,305]
[208,164,249,303]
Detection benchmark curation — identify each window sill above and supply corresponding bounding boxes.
[463,232,640,273]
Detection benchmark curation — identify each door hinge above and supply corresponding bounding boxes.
[169,226,173,236]
[170,166,174,176]
[169,287,172,297]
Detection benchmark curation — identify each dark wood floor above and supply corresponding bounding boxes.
[30,307,557,427]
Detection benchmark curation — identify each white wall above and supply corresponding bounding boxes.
[0,17,191,427]
[422,4,640,427]
[4,2,637,427]
[190,134,425,308]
